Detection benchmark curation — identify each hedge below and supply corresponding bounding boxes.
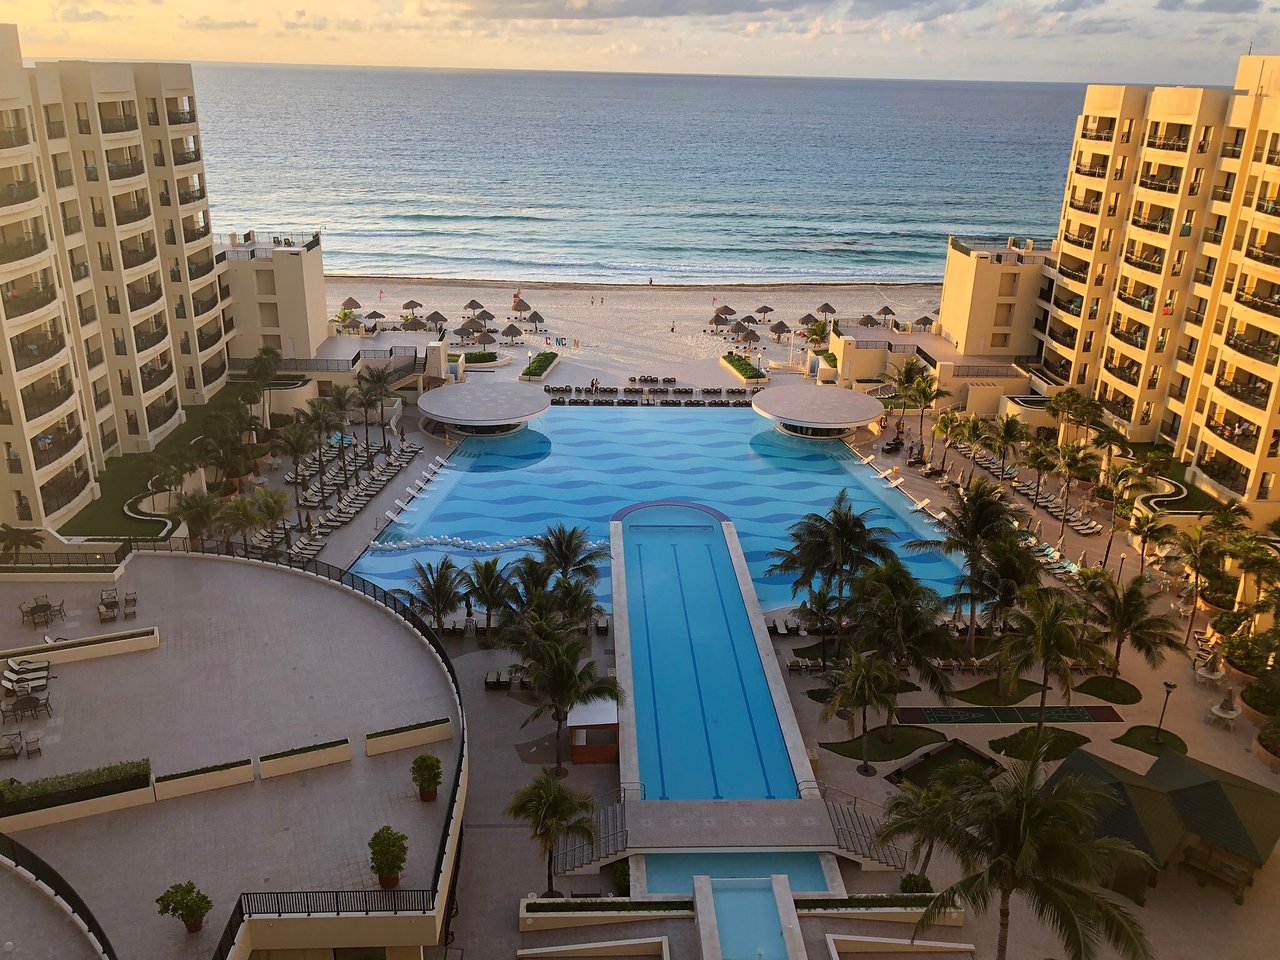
[463,351,498,364]
[0,758,151,816]
[521,351,558,377]
[367,718,449,740]
[260,738,349,762]
[722,353,765,380]
[525,899,693,913]
[1242,681,1280,717]
[1211,610,1248,637]
[820,351,838,368]
[794,894,935,910]
[155,759,252,783]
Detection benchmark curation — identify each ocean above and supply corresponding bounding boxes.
[192,64,1083,284]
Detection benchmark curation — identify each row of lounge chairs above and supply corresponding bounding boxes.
[295,443,374,509]
[485,670,533,691]
[767,618,801,636]
[552,397,755,408]
[926,653,1000,675]
[284,438,369,486]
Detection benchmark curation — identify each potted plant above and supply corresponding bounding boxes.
[156,881,213,933]
[411,753,442,802]
[369,825,408,889]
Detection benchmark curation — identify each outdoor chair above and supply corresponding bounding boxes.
[124,591,137,608]
[22,737,39,757]
[51,600,65,620]
[7,659,48,674]
[0,701,20,723]
[99,605,118,623]
[485,671,500,690]
[1,733,22,760]
[3,669,47,686]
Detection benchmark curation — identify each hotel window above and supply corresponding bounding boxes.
[992,333,1010,347]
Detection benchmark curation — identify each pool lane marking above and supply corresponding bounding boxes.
[704,541,778,799]
[633,542,670,801]
[671,543,724,801]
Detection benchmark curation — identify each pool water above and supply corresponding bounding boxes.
[350,409,960,609]
[712,878,788,960]
[621,503,793,800]
[644,852,828,894]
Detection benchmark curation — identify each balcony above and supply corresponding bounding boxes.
[192,293,218,316]
[0,181,38,208]
[201,358,227,386]
[3,285,58,320]
[54,169,73,188]
[1080,127,1113,142]
[134,322,168,351]
[1224,332,1279,365]
[1215,376,1271,409]
[0,126,30,149]
[1206,419,1260,454]
[1124,252,1164,274]
[40,467,91,515]
[1063,230,1095,250]
[1069,197,1100,214]
[1057,262,1088,283]
[0,233,47,266]
[146,398,178,430]
[1203,227,1224,244]
[188,258,214,280]
[1193,268,1215,286]
[127,285,163,311]
[178,187,205,205]
[1237,289,1280,319]
[76,119,90,135]
[1212,186,1234,203]
[1269,150,1280,166]
[1075,162,1107,179]
[168,109,197,125]
[93,386,110,410]
[1116,289,1154,312]
[1104,361,1142,386]
[99,115,139,134]
[121,244,157,269]
[11,328,66,371]
[107,159,145,181]
[1047,325,1077,348]
[1146,134,1189,152]
[1169,381,1189,401]
[1176,346,1198,365]
[1222,143,1243,159]
[100,428,118,451]
[1110,324,1148,349]
[1245,245,1280,269]
[115,203,151,226]
[21,380,74,420]
[183,224,210,243]
[140,363,173,393]
[1259,196,1280,218]
[1099,394,1135,420]
[62,215,81,236]
[85,346,103,368]
[196,323,223,351]
[1197,455,1250,495]
[172,147,201,166]
[1052,294,1083,317]
[78,304,96,327]
[1130,213,1171,234]
[1138,173,1180,193]
[45,119,66,140]
[31,424,83,470]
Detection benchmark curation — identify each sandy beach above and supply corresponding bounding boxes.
[324,276,942,386]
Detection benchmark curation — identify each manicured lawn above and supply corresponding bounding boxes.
[1112,725,1188,758]
[1140,455,1223,514]
[989,726,1090,762]
[1076,675,1143,705]
[953,678,1045,707]
[820,725,946,762]
[58,386,248,539]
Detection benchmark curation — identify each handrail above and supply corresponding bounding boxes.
[0,831,118,959]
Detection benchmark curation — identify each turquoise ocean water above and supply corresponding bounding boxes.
[193,64,1080,283]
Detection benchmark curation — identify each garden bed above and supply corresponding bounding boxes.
[1111,726,1187,758]
[820,725,945,762]
[519,351,560,381]
[989,726,1089,762]
[1075,676,1142,705]
[720,354,768,383]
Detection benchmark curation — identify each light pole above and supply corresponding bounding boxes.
[1152,680,1176,744]
[1117,552,1128,581]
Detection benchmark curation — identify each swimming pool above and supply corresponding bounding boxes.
[712,879,788,960]
[350,409,960,609]
[645,851,828,894]
[620,502,794,800]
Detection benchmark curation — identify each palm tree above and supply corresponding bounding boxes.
[531,523,609,588]
[1129,510,1174,578]
[460,557,514,639]
[914,736,1153,960]
[502,555,557,626]
[890,356,929,434]
[986,412,1028,476]
[327,385,359,486]
[1000,587,1109,731]
[506,768,597,898]
[358,365,398,452]
[957,416,990,483]
[818,655,898,775]
[553,578,603,636]
[977,533,1043,641]
[304,399,341,504]
[221,495,263,554]
[173,490,224,544]
[246,345,282,428]
[1231,530,1280,615]
[357,382,381,468]
[1022,440,1058,505]
[1076,569,1181,677]
[394,557,466,637]
[1053,441,1101,541]
[1089,422,1128,477]
[1208,498,1252,536]
[275,423,316,525]
[516,631,623,776]
[876,779,955,883]
[910,374,951,449]
[1068,395,1102,442]
[796,581,841,672]
[913,477,1027,653]
[0,523,43,564]
[1100,463,1156,566]
[255,489,292,549]
[1173,524,1225,647]
[932,409,963,470]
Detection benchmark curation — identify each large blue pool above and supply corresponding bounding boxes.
[621,502,793,800]
[350,409,960,609]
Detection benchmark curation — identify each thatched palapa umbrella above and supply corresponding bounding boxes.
[527,310,544,331]
[465,299,484,316]
[741,314,757,325]
[402,299,422,314]
[729,320,749,335]
[424,310,448,327]
[756,305,774,317]
[816,302,836,317]
[403,317,429,332]
[474,332,497,346]
[741,328,761,344]
[859,314,878,327]
[341,316,362,331]
[711,315,731,327]
[461,317,485,333]
[366,310,385,321]
[452,327,473,340]
[915,315,933,328]
[714,304,736,318]
[798,313,817,325]
[501,323,522,343]
[476,309,495,326]
[876,305,896,319]
[341,296,361,311]
[769,319,791,342]
[512,297,532,320]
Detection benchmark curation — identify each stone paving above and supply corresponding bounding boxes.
[0,554,461,960]
[0,863,101,960]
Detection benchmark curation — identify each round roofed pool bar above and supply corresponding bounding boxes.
[751,383,884,439]
[416,380,551,436]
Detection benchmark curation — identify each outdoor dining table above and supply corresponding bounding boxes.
[26,602,51,628]
[13,695,39,719]
[1207,702,1242,729]
[1195,665,1227,686]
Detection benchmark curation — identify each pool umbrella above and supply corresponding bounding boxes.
[474,332,497,346]
[729,320,749,335]
[341,296,361,310]
[424,310,448,326]
[465,299,484,315]
[476,309,495,326]
[711,315,731,327]
[452,327,473,340]
[403,317,429,332]
[877,305,897,318]
[756,305,774,317]
[816,302,836,317]
[769,319,791,342]
[512,297,532,319]
[461,317,485,332]
[741,314,757,325]
[341,315,362,330]
[798,313,817,325]
[366,310,385,321]
[501,323,522,343]
[742,329,761,344]
[916,315,933,327]
[714,304,736,317]
[527,310,545,331]
[402,299,422,313]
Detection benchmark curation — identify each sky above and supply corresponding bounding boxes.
[9,0,1278,83]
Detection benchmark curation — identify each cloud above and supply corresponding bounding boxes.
[1044,0,1102,10]
[183,15,255,30]
[55,4,118,21]
[1154,0,1261,11]
[445,0,991,22]
[282,9,330,30]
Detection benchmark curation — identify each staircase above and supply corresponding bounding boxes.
[825,800,907,870]
[553,796,629,875]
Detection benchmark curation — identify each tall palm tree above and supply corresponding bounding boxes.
[460,557,514,639]
[1207,498,1252,536]
[1129,510,1174,578]
[173,490,224,545]
[1076,569,1181,677]
[1232,531,1280,619]
[1100,463,1156,566]
[1173,524,1225,647]
[0,523,44,564]
[553,578,603,636]
[1000,587,1109,731]
[1068,395,1102,442]
[502,555,557,626]
[913,477,1027,653]
[358,365,398,452]
[796,581,842,672]
[818,655,898,775]
[531,523,609,588]
[978,533,1043,640]
[910,374,951,448]
[890,356,929,435]
[327,385,359,487]
[1022,440,1058,505]
[932,409,963,469]
[877,779,956,883]
[1045,386,1084,442]
[914,736,1153,960]
[255,489,292,549]
[1089,421,1128,478]
[221,495,263,554]
[304,399,341,504]
[394,557,466,637]
[1053,440,1101,541]
[506,768,597,898]
[275,423,316,525]
[986,412,1028,476]
[957,416,990,483]
[516,631,623,775]
[357,382,381,468]
[245,345,282,428]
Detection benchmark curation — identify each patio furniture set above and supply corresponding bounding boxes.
[18,594,65,629]
[97,587,137,623]
[1,657,52,760]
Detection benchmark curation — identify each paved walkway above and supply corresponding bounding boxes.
[0,863,102,960]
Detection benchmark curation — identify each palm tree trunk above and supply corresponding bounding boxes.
[1103,506,1119,565]
[860,705,871,773]
[820,631,827,672]
[555,717,565,774]
[996,888,1013,960]
[546,850,556,898]
[1184,577,1199,647]
[918,406,927,444]
[380,410,389,453]
[940,445,949,472]
[316,434,327,501]
[967,592,978,655]
[1139,540,1148,578]
[363,410,373,467]
[1058,479,1072,540]
[1113,637,1124,678]
[919,841,934,878]
[1038,663,1050,732]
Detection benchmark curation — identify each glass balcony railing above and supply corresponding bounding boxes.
[0,126,31,149]
[167,109,197,125]
[3,285,58,320]
[40,467,91,515]
[127,285,163,311]
[0,233,47,265]
[0,181,38,207]
[99,114,139,134]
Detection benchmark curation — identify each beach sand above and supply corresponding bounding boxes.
[325,276,942,386]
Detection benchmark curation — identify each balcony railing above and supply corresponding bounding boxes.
[1130,214,1170,235]
[0,233,47,265]
[1169,381,1189,401]
[0,126,30,149]
[1104,362,1142,386]
[1075,162,1107,178]
[172,147,202,165]
[1116,289,1154,312]
[1245,245,1280,268]
[1,180,38,207]
[22,380,74,420]
[1110,325,1148,349]
[41,468,91,514]
[45,119,66,140]
[1146,135,1189,151]
[146,398,178,430]
[1222,142,1243,159]
[1268,150,1280,166]
[168,109,197,125]
[1185,307,1205,326]
[1197,456,1250,495]
[1237,289,1280,319]
[178,187,206,205]
[1215,376,1272,409]
[99,114,139,134]
[193,294,218,316]
[1080,127,1113,142]
[107,159,145,180]
[54,168,73,188]
[76,118,91,135]
[1176,346,1197,365]
[62,215,81,235]
[1124,252,1164,274]
[1193,268,1215,286]
[1203,227,1224,244]
[1057,263,1087,283]
[1069,197,1100,214]
[85,346,103,368]
[83,166,99,183]
[127,285,163,311]
[141,364,173,392]
[78,304,97,327]
[1052,294,1083,317]
[1062,230,1095,250]
[189,259,214,280]
[197,324,223,351]
[1139,173,1180,193]
[134,322,168,351]
[1225,333,1280,364]
[115,203,151,226]
[183,224,211,243]
[1211,186,1234,203]
[1047,326,1077,348]
[94,387,110,410]
[121,244,157,269]
[1259,196,1280,218]
[101,428,118,450]
[1099,394,1135,419]
[31,425,83,469]
[3,285,59,320]
[202,359,227,386]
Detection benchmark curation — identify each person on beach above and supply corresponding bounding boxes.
[590,296,595,306]
[671,323,676,334]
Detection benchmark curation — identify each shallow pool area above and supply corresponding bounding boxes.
[350,409,960,609]
[712,878,789,960]
[644,851,828,894]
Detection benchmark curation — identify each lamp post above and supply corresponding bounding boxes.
[1117,552,1128,581]
[1152,680,1176,744]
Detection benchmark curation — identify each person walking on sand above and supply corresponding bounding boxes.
[590,296,595,307]
[671,323,676,334]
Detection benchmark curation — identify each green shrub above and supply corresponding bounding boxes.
[820,351,838,368]
[611,858,631,896]
[259,738,348,762]
[155,759,251,783]
[367,718,449,740]
[411,754,443,790]
[722,353,765,380]
[269,412,294,429]
[1202,573,1240,610]
[0,758,151,816]
[899,873,933,894]
[156,881,213,925]
[1259,718,1280,758]
[521,351,558,377]
[463,351,498,364]
[447,353,460,363]
[369,825,408,877]
[1212,610,1249,637]
[1242,678,1280,717]
[1222,631,1278,677]
[989,726,1089,762]
[794,894,935,910]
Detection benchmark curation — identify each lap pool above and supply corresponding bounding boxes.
[350,409,960,609]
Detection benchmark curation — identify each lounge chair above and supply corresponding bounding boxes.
[484,670,500,691]
[7,658,48,673]
[784,619,799,636]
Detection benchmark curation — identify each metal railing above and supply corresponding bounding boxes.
[107,159,144,181]
[202,360,227,386]
[1124,252,1164,274]
[1068,197,1100,214]
[22,380,74,420]
[1062,230,1095,250]
[141,365,174,393]
[168,109,197,125]
[128,285,163,311]
[135,323,168,351]
[99,115,139,134]
[1245,245,1280,268]
[0,234,47,265]
[1138,173,1180,193]
[1146,134,1189,151]
[1116,289,1154,312]
[1221,142,1243,159]
[1110,325,1147,349]
[12,331,66,371]
[1130,214,1170,234]
[1259,196,1280,217]
[1052,295,1082,317]
[146,399,177,429]
[1074,162,1107,178]
[0,832,118,959]
[1056,262,1087,283]
[0,126,31,148]
[1079,127,1113,142]
[173,147,202,165]
[0,180,37,207]
[1225,333,1280,364]
[32,426,83,469]
[1215,376,1271,409]
[1237,290,1280,319]
[116,203,151,226]
[121,244,157,269]
[3,285,58,319]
